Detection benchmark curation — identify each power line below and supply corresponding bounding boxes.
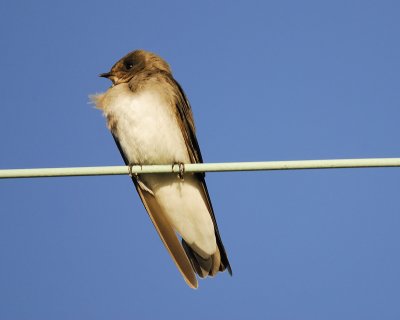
[0,158,399,179]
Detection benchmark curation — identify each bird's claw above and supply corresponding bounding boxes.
[128,164,133,177]
[128,163,154,196]
[178,163,185,181]
[172,162,185,180]
[128,163,142,178]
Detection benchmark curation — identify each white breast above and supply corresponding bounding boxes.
[99,83,190,165]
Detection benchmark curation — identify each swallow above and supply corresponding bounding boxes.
[92,50,232,288]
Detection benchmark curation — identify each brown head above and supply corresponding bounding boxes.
[100,50,172,86]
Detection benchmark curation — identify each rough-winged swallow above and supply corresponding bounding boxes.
[92,50,232,288]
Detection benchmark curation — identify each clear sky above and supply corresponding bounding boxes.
[1,1,399,319]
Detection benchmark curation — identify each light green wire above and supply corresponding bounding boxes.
[0,158,399,179]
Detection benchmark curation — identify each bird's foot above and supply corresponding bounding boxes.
[128,163,154,196]
[172,162,185,181]
[128,163,142,178]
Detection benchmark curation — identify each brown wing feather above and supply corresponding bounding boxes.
[169,77,232,275]
[134,183,198,288]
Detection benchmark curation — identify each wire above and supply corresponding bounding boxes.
[0,158,399,179]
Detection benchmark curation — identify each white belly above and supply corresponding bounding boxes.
[100,83,190,165]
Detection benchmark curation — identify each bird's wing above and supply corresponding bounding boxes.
[111,134,198,288]
[134,183,198,288]
[170,77,232,275]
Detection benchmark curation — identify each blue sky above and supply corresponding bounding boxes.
[1,1,400,319]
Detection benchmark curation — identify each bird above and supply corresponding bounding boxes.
[92,49,232,288]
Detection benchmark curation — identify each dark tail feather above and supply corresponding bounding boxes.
[182,239,228,278]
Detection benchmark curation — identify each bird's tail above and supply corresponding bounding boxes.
[182,240,229,278]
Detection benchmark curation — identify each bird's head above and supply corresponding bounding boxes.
[99,50,171,86]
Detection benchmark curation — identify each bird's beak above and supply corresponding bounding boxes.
[99,72,112,79]
[99,71,118,86]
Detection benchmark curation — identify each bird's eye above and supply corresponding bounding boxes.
[125,62,134,70]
